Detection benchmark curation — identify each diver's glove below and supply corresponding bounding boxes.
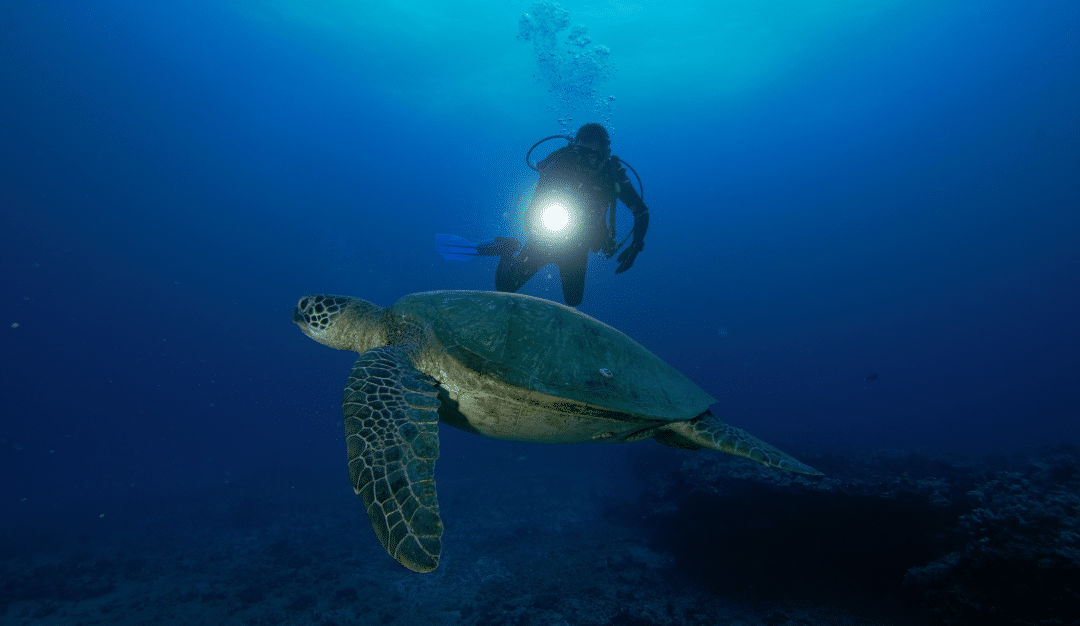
[600,237,620,259]
[615,239,644,274]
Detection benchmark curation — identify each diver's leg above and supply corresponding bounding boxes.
[558,249,589,307]
[496,243,543,293]
[476,237,521,257]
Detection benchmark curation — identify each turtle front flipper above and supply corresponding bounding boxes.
[343,346,443,572]
[655,410,823,476]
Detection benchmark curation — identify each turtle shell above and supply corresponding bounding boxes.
[392,290,715,421]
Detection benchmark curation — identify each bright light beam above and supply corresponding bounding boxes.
[540,203,570,232]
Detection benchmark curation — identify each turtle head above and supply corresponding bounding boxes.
[293,294,388,353]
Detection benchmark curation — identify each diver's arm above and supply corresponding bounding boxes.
[614,162,649,241]
[612,160,648,273]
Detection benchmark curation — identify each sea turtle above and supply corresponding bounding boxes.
[292,290,820,572]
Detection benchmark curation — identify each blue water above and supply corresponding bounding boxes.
[1,1,1078,623]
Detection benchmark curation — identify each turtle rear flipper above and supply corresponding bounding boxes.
[344,347,443,572]
[655,410,823,476]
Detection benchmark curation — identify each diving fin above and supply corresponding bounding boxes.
[435,234,479,261]
[436,235,520,260]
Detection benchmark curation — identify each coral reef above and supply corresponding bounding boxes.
[1,446,1076,625]
[641,444,1080,625]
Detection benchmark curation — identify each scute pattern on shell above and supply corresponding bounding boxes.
[393,290,717,422]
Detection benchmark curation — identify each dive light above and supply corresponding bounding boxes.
[527,187,588,254]
[540,203,571,233]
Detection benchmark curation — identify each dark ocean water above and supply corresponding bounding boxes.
[2,1,1078,624]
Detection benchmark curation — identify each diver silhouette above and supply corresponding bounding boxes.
[436,123,650,307]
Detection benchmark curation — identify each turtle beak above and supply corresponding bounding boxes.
[292,296,320,339]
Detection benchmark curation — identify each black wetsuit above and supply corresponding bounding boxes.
[496,146,650,307]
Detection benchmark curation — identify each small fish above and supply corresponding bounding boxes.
[865,373,879,381]
[599,368,613,379]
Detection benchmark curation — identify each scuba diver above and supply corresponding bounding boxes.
[436,123,649,307]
